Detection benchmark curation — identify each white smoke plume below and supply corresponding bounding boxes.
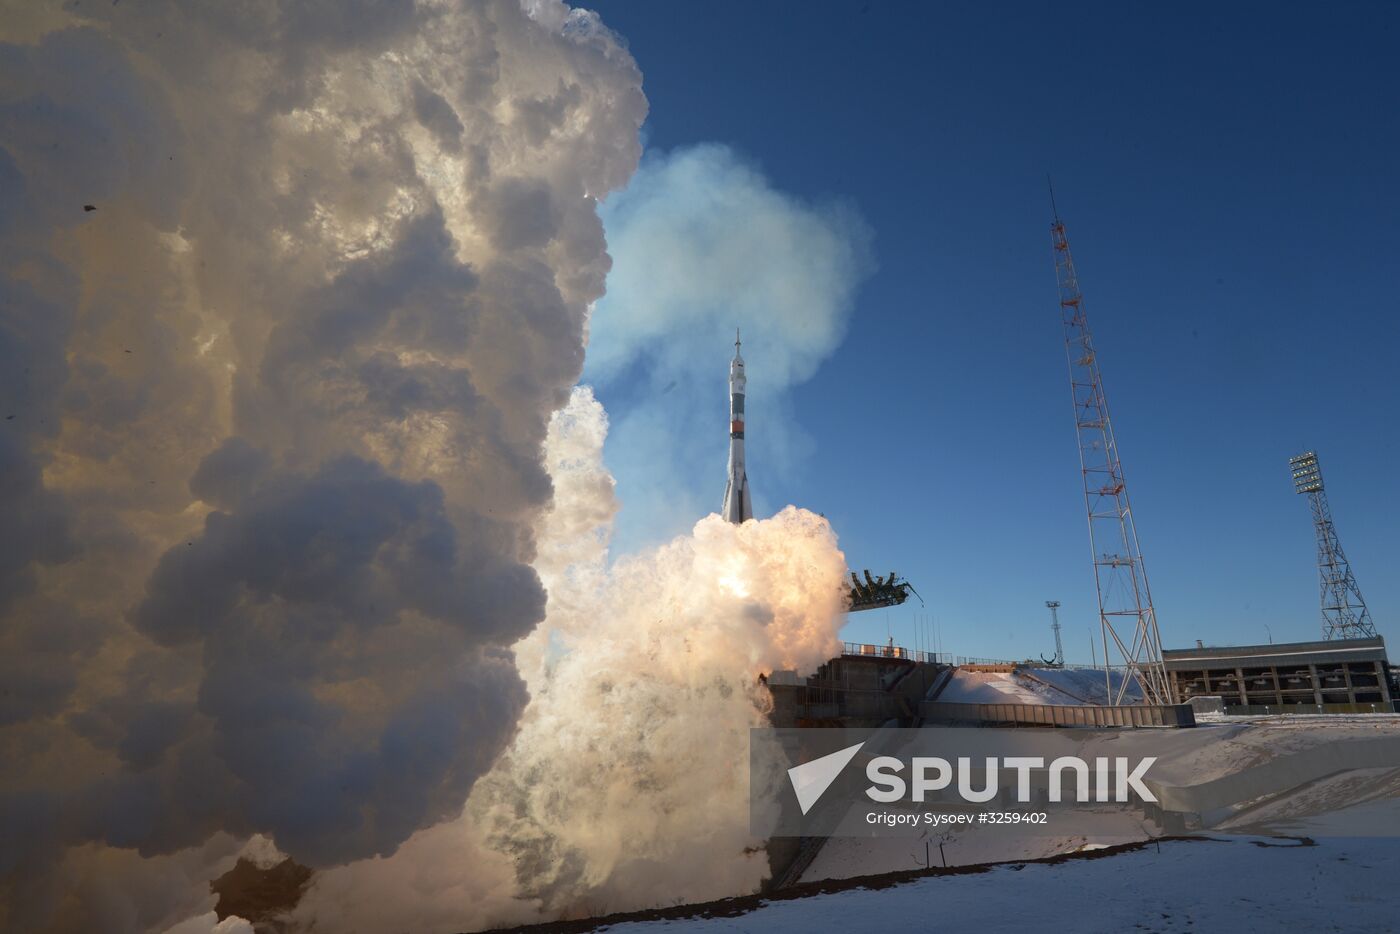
[295,388,850,932]
[584,144,873,551]
[2,3,868,931]
[160,912,254,934]
[0,1,645,931]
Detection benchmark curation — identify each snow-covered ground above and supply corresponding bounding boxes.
[566,716,1400,934]
[795,715,1400,886]
[933,667,1142,706]
[1022,667,1144,705]
[1123,714,1400,786]
[801,809,1150,881]
[605,828,1400,933]
[932,670,1046,704]
[1217,768,1400,834]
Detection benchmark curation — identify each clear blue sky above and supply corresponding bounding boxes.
[584,0,1400,661]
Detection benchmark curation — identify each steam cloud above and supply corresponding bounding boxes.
[293,389,850,932]
[2,2,869,932]
[585,145,873,551]
[0,1,644,930]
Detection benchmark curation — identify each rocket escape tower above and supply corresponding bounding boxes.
[1289,451,1377,640]
[1051,207,1171,706]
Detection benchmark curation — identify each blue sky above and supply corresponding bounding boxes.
[582,0,1400,661]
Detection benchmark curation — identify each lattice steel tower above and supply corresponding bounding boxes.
[1050,207,1170,705]
[1289,451,1376,640]
[1046,601,1064,667]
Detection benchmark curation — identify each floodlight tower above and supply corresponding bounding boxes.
[1046,601,1065,666]
[1050,205,1170,706]
[1289,451,1376,640]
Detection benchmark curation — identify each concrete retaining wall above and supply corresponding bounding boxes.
[920,700,1196,729]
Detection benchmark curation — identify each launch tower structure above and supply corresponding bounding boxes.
[1050,208,1170,706]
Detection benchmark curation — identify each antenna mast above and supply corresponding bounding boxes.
[1289,451,1377,640]
[1050,212,1170,705]
[1045,601,1064,666]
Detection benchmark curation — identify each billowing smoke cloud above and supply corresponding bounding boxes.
[161,911,253,934]
[0,1,644,930]
[294,388,850,932]
[584,145,873,550]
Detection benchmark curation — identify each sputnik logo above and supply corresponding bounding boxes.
[787,741,865,815]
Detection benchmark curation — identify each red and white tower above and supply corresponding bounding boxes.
[722,329,753,524]
[1051,208,1170,706]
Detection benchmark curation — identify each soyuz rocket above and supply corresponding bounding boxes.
[722,329,753,524]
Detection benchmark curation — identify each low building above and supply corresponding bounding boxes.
[1163,636,1393,710]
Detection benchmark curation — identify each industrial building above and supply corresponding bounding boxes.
[1164,636,1395,711]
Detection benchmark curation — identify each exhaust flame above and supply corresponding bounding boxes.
[717,559,752,600]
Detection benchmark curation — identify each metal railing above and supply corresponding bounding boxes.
[842,641,908,659]
[1222,701,1400,717]
[835,644,1138,671]
[953,657,1135,671]
[840,641,952,664]
[1053,662,1133,672]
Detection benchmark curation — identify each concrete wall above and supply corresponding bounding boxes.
[765,657,943,728]
[921,700,1196,729]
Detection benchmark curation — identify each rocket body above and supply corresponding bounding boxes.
[722,332,753,523]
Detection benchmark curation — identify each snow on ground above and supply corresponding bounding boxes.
[1216,769,1400,834]
[801,808,1151,882]
[799,834,1068,880]
[604,833,1400,933]
[1018,667,1144,705]
[568,716,1400,933]
[931,667,1141,706]
[797,715,1400,886]
[931,670,1043,704]
[1124,715,1400,786]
